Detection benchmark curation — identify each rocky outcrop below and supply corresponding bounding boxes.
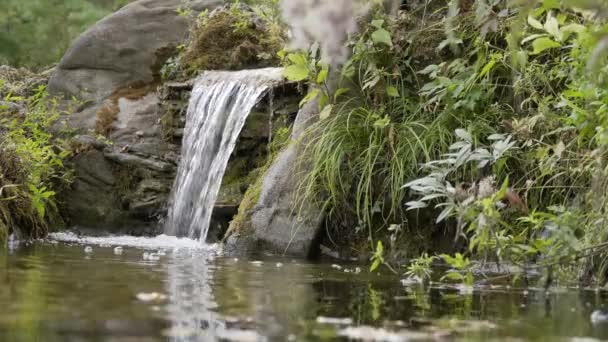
[225,92,325,257]
[62,79,300,235]
[48,0,224,102]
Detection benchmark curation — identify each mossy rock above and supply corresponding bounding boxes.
[179,5,285,74]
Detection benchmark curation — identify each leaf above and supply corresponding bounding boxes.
[370,258,382,272]
[531,37,561,55]
[316,67,329,84]
[521,33,548,45]
[299,88,320,107]
[527,16,544,30]
[284,65,310,81]
[371,19,384,29]
[386,86,399,97]
[406,201,429,210]
[544,14,562,41]
[436,206,454,223]
[479,58,497,78]
[487,133,506,141]
[319,104,333,120]
[455,129,472,143]
[287,53,307,65]
[333,87,349,101]
[372,28,393,47]
[373,116,390,129]
[376,241,384,255]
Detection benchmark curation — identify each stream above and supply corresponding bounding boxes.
[1,234,608,341]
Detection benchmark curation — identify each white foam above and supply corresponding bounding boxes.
[48,232,216,251]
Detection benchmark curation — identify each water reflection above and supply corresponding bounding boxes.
[2,239,608,341]
[165,250,226,341]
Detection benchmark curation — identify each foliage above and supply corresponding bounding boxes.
[0,0,131,69]
[174,2,286,78]
[0,84,74,244]
[289,0,608,285]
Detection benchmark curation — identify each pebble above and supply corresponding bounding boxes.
[84,246,93,254]
[331,264,342,270]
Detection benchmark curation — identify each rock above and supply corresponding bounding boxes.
[104,151,174,173]
[49,0,223,101]
[225,95,324,257]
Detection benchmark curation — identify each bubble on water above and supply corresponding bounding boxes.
[250,261,263,267]
[276,262,284,268]
[114,247,123,255]
[331,264,342,270]
[84,246,93,254]
[316,316,353,325]
[136,292,167,303]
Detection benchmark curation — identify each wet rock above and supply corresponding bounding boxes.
[225,94,324,257]
[104,151,174,173]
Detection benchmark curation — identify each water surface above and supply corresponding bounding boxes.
[1,234,608,341]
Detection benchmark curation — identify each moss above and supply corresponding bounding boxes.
[179,10,284,74]
[224,125,292,239]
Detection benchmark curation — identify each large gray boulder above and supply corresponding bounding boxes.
[48,0,223,101]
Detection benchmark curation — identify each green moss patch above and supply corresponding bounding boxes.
[179,9,285,75]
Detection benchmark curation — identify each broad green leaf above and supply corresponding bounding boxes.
[319,104,333,120]
[544,14,562,41]
[284,64,310,81]
[371,19,384,29]
[527,15,544,30]
[299,88,320,107]
[531,37,560,55]
[542,0,560,9]
[372,28,393,47]
[386,86,399,97]
[316,67,328,84]
[287,53,307,66]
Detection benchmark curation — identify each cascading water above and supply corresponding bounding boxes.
[165,68,284,242]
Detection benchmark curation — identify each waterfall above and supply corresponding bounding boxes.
[166,68,284,242]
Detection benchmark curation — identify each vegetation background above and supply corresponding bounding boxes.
[0,0,131,69]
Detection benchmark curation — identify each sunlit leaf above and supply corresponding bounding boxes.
[531,37,561,55]
[372,28,393,47]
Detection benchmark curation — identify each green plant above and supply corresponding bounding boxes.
[405,253,436,283]
[0,85,74,243]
